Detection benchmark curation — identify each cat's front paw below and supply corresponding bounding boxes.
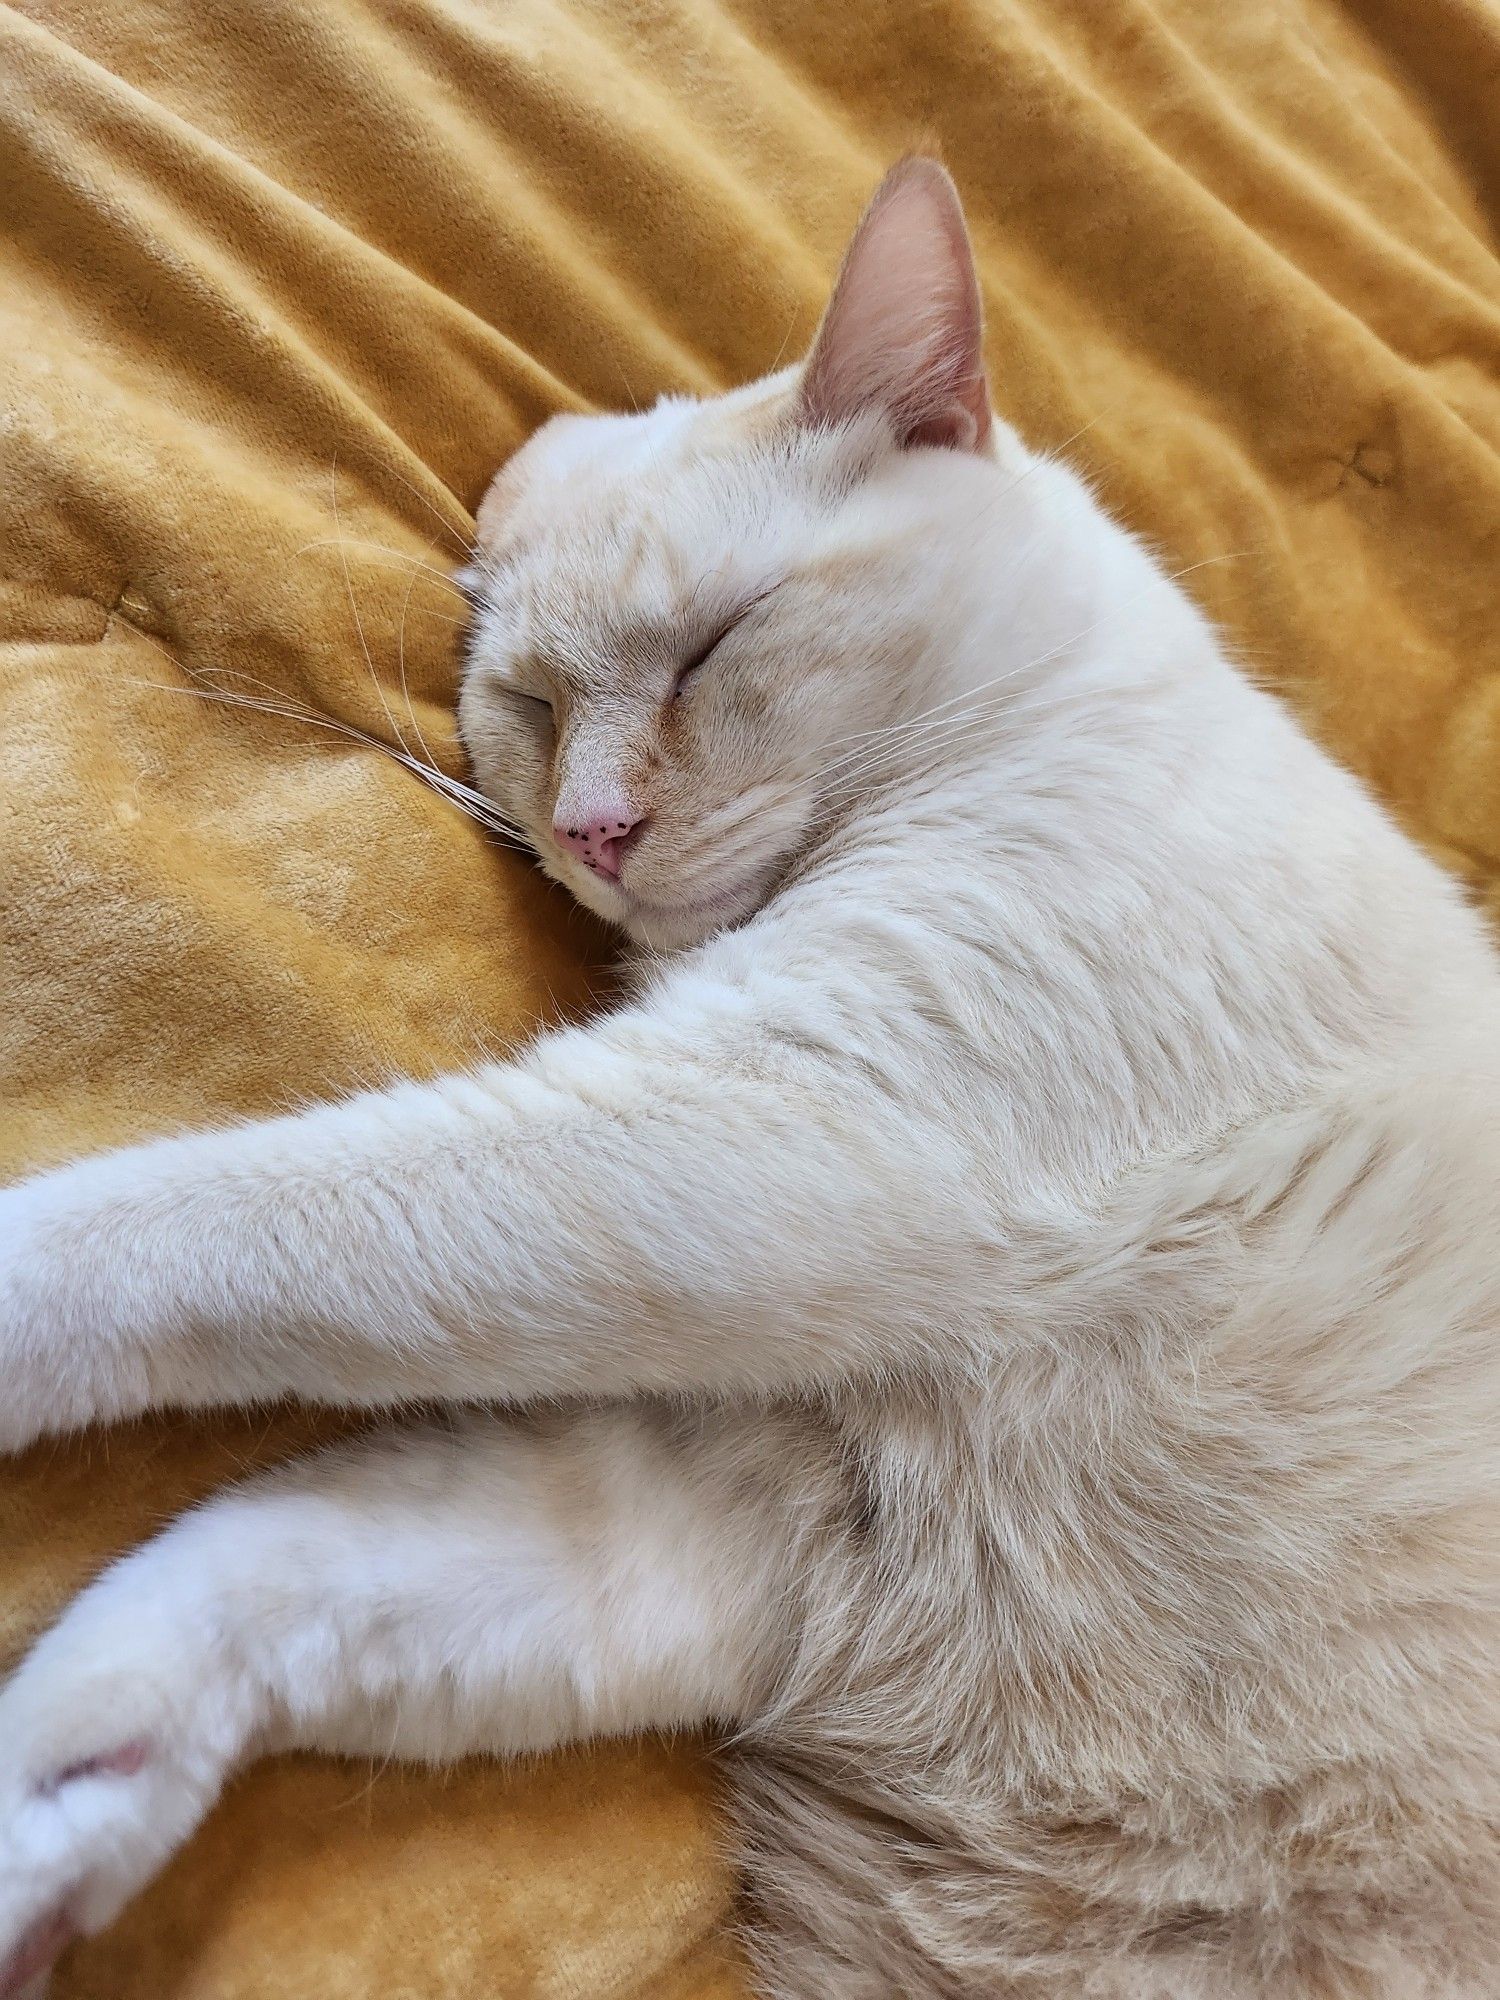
[0,1739,171,1997]
[0,1600,231,1993]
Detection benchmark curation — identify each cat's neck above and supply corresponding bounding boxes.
[809,498,1220,851]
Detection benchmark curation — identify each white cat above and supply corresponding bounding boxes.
[3,159,1500,1999]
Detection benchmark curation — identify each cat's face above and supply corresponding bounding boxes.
[459,159,1006,950]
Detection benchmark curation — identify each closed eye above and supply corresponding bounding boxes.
[672,629,731,700]
[671,579,787,701]
[676,616,752,704]
[500,686,554,718]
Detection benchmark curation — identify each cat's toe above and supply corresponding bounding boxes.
[0,1905,73,2000]
[0,1725,199,1971]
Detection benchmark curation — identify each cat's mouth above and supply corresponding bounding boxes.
[551,816,797,945]
[615,865,775,941]
[626,879,756,925]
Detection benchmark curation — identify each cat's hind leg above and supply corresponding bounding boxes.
[0,1406,804,1994]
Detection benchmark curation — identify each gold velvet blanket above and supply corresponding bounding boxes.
[3,0,1497,1991]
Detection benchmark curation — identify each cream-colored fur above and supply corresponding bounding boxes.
[3,161,1499,1997]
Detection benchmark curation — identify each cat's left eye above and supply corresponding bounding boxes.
[672,630,729,700]
[671,582,785,700]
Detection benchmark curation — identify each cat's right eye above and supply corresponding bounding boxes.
[502,687,554,720]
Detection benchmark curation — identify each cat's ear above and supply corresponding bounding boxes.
[799,158,991,454]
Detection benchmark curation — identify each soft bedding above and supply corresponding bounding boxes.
[2,0,1498,1992]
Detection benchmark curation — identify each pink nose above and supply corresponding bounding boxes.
[553,805,646,880]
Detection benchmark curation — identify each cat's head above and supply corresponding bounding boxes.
[459,158,1024,950]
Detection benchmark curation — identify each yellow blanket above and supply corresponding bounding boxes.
[3,1,1497,1992]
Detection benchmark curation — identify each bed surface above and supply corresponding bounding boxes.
[3,0,1498,1991]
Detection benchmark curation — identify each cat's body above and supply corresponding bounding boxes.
[3,162,1500,1997]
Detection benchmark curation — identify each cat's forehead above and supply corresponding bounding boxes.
[524,399,706,488]
[515,401,778,549]
[475,393,801,658]
[522,369,795,489]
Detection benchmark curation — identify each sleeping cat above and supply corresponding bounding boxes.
[4,158,1500,1998]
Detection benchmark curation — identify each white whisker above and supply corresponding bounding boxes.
[394,534,453,783]
[329,459,413,759]
[135,680,534,849]
[338,444,478,561]
[817,553,1250,805]
[294,536,470,598]
[126,621,531,852]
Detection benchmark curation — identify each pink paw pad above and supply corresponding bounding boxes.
[38,1739,150,1797]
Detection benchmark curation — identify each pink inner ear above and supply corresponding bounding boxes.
[905,402,984,453]
[799,158,991,454]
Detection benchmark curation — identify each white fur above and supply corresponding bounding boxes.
[3,162,1500,1996]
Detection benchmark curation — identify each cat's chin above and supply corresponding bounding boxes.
[619,880,762,951]
[547,857,756,950]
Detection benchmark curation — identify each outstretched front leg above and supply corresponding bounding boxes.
[0,976,997,1447]
[0,1403,809,1995]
